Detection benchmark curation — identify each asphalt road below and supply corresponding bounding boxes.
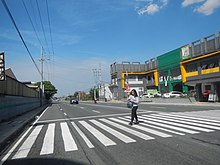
[1,101,220,165]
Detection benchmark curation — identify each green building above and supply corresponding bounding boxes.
[157,48,188,94]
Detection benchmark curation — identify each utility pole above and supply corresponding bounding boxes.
[40,47,44,106]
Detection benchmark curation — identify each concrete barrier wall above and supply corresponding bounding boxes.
[0,96,40,122]
[0,76,39,97]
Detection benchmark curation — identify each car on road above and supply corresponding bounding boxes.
[70,98,79,104]
[162,91,183,98]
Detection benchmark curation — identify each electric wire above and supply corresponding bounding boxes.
[36,0,50,55]
[22,0,43,48]
[1,0,41,75]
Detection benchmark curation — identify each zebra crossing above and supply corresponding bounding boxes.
[7,113,220,159]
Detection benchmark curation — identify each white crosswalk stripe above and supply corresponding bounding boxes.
[156,113,220,126]
[79,120,116,146]
[122,116,185,135]
[7,113,220,160]
[90,119,136,143]
[138,116,199,134]
[146,114,218,131]
[100,118,154,140]
[13,125,43,159]
[114,117,172,138]
[71,121,95,148]
[40,123,55,155]
[60,122,78,151]
[142,115,212,132]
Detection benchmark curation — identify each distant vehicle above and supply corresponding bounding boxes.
[162,91,183,98]
[141,93,154,98]
[70,98,79,104]
[154,92,162,97]
[139,93,153,102]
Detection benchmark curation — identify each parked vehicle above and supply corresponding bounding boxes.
[154,92,162,97]
[140,93,154,98]
[139,93,153,102]
[162,91,183,98]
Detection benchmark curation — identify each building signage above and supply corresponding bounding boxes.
[181,45,190,60]
[0,52,5,81]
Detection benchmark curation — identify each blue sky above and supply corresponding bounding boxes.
[0,0,220,96]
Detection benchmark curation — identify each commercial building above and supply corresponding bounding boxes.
[180,32,220,102]
[110,62,148,100]
[110,32,220,102]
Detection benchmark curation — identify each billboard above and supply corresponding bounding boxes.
[181,45,190,60]
[0,52,5,81]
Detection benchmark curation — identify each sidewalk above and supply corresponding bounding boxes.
[0,105,48,155]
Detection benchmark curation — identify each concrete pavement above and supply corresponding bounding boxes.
[0,99,220,156]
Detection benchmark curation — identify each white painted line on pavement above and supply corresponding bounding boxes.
[79,121,116,146]
[100,118,154,141]
[138,116,199,134]
[60,122,78,151]
[122,116,185,136]
[143,115,214,132]
[36,111,152,124]
[71,122,94,148]
[159,113,220,123]
[13,125,43,159]
[112,118,172,138]
[0,107,49,164]
[90,119,136,143]
[92,110,101,113]
[152,114,220,127]
[64,113,67,116]
[40,123,55,155]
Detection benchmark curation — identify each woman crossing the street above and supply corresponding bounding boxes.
[127,89,139,125]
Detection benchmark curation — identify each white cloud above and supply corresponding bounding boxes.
[136,0,168,15]
[137,3,159,15]
[182,0,205,7]
[195,0,220,15]
[182,0,220,15]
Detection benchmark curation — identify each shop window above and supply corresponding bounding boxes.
[201,60,218,70]
[186,63,198,72]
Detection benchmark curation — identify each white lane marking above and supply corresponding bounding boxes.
[0,107,49,164]
[138,116,199,134]
[60,109,63,111]
[100,119,154,141]
[149,106,166,109]
[40,123,55,155]
[60,122,78,151]
[64,113,67,116]
[158,113,220,124]
[80,107,85,109]
[79,121,116,146]
[13,125,43,159]
[122,116,185,136]
[143,115,214,132]
[92,110,100,113]
[152,114,220,128]
[71,122,94,148]
[113,118,172,138]
[90,119,136,143]
[36,111,151,124]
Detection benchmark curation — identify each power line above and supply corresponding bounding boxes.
[36,0,50,55]
[22,0,43,48]
[46,0,54,56]
[1,0,41,75]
